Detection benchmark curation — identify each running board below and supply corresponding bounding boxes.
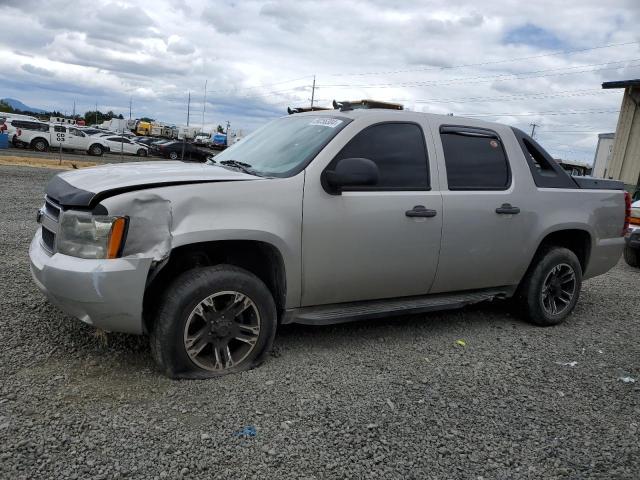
[283,288,512,326]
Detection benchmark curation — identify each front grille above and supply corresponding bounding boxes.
[44,198,61,219]
[41,227,55,252]
[40,196,62,254]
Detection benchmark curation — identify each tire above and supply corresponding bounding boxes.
[624,246,640,268]
[516,247,582,326]
[137,148,148,157]
[89,144,104,156]
[168,151,179,160]
[150,265,277,379]
[32,138,48,152]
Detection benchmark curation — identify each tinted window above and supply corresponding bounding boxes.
[440,128,509,190]
[332,122,429,190]
[54,126,66,133]
[12,120,49,132]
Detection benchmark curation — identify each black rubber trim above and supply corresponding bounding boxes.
[572,177,624,190]
[46,175,251,208]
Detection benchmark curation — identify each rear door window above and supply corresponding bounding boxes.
[440,126,510,190]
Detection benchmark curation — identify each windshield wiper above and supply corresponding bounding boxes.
[218,159,261,176]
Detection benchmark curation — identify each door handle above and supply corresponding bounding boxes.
[405,205,437,218]
[495,203,520,214]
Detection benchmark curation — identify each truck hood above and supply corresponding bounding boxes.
[46,161,258,208]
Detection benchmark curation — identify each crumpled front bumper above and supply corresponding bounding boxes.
[29,230,152,334]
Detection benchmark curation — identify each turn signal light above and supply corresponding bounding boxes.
[106,217,127,259]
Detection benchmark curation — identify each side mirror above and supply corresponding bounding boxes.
[323,157,379,194]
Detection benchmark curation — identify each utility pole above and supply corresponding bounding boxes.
[129,96,132,119]
[95,102,98,126]
[202,80,207,129]
[72,101,75,118]
[530,122,540,138]
[310,75,316,109]
[182,91,190,161]
[187,91,191,126]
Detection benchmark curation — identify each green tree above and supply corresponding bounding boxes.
[0,100,16,113]
[216,124,224,133]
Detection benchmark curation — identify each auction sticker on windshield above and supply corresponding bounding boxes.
[309,118,343,128]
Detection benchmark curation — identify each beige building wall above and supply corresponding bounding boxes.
[608,86,640,189]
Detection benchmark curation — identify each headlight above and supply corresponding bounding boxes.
[57,212,128,259]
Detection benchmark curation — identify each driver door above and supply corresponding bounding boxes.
[51,125,66,148]
[301,121,443,306]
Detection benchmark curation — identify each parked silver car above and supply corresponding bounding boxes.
[29,106,627,378]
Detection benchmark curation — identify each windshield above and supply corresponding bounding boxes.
[213,115,350,177]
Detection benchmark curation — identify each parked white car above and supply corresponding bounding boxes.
[1,117,48,147]
[16,124,111,156]
[101,135,149,156]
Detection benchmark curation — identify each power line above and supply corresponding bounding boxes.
[537,131,601,134]
[317,58,640,88]
[205,75,313,95]
[403,88,619,104]
[459,109,620,117]
[326,40,640,77]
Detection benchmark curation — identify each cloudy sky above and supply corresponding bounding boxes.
[1,0,639,163]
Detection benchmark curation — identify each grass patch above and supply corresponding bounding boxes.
[0,155,98,170]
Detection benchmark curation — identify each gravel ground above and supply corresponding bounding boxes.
[0,164,638,479]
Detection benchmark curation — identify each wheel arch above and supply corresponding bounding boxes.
[525,228,592,279]
[89,142,105,155]
[142,239,287,334]
[30,137,49,148]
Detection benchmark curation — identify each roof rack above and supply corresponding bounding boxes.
[287,106,332,115]
[332,99,404,112]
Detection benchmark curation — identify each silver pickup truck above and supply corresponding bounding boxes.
[29,106,629,378]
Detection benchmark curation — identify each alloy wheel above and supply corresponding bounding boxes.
[183,291,261,372]
[541,263,576,316]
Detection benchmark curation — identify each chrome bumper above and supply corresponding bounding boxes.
[29,230,152,334]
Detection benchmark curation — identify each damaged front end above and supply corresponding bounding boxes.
[30,162,258,334]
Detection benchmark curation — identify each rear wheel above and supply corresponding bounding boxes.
[624,245,640,268]
[150,265,277,378]
[137,148,148,157]
[89,144,104,156]
[32,138,48,152]
[517,247,582,326]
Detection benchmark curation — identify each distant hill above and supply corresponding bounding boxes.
[1,98,46,114]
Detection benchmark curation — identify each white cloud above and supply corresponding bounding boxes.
[0,0,638,159]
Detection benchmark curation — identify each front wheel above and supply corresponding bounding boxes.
[624,245,640,268]
[516,247,582,326]
[137,148,148,157]
[168,151,179,160]
[89,144,104,156]
[150,265,277,379]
